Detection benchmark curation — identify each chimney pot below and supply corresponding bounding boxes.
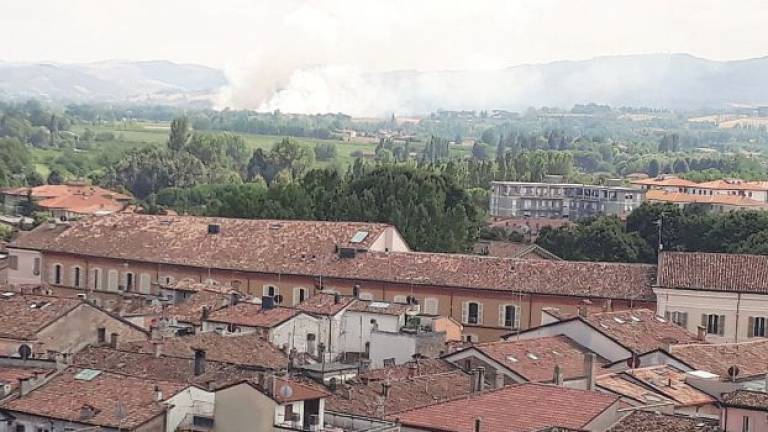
[193,349,206,376]
[154,384,163,401]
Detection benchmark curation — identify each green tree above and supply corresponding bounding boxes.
[168,117,191,152]
[47,169,64,185]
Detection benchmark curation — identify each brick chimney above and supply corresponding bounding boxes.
[696,325,707,342]
[584,353,596,390]
[193,349,206,376]
[553,364,564,386]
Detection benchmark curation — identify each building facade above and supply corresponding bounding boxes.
[489,181,644,219]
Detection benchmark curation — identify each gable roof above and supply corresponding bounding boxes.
[722,389,768,411]
[357,359,458,381]
[658,252,768,294]
[474,241,562,260]
[629,176,699,188]
[597,365,715,407]
[205,304,303,329]
[124,288,232,326]
[294,292,355,316]
[645,190,768,207]
[609,410,720,432]
[669,339,768,378]
[118,332,289,370]
[394,383,619,432]
[581,309,700,354]
[0,294,83,340]
[453,335,604,382]
[0,367,186,429]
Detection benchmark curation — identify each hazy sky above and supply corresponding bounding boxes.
[3,0,767,71]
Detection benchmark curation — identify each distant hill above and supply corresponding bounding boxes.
[261,53,768,115]
[0,60,228,106]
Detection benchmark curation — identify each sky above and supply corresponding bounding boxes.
[2,0,767,113]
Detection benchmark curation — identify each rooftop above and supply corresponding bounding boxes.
[669,339,768,378]
[468,335,604,382]
[2,184,132,200]
[346,298,411,316]
[597,365,715,407]
[645,189,768,207]
[118,332,289,370]
[608,410,721,432]
[393,383,619,432]
[326,369,473,418]
[295,292,355,316]
[125,288,232,326]
[0,367,186,429]
[582,309,700,353]
[205,303,301,329]
[629,176,699,188]
[0,293,83,340]
[721,389,768,411]
[357,359,458,381]
[12,214,656,301]
[473,241,562,260]
[658,252,768,294]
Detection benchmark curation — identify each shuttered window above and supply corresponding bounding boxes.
[664,311,688,328]
[702,314,725,336]
[499,304,520,329]
[107,270,118,291]
[8,255,18,270]
[424,298,439,315]
[748,317,767,338]
[139,273,151,294]
[462,302,483,325]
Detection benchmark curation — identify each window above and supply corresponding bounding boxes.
[664,311,688,328]
[52,264,62,285]
[9,255,18,270]
[703,314,725,336]
[33,257,40,275]
[500,304,519,328]
[463,302,482,325]
[464,334,479,343]
[107,270,118,291]
[91,268,102,290]
[284,404,294,422]
[124,272,134,291]
[263,285,278,297]
[749,317,767,338]
[424,297,439,315]
[72,266,82,288]
[97,327,106,344]
[393,295,408,304]
[306,333,316,355]
[15,425,25,432]
[139,273,151,294]
[742,415,750,432]
[293,287,307,305]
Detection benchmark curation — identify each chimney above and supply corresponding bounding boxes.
[696,325,707,342]
[207,224,220,234]
[154,384,163,401]
[577,305,588,318]
[201,306,210,320]
[584,353,596,390]
[193,349,206,376]
[230,292,239,306]
[472,367,485,393]
[153,341,163,358]
[109,333,119,349]
[553,364,564,386]
[352,285,360,298]
[328,377,338,391]
[408,362,418,379]
[334,293,341,305]
[381,381,391,399]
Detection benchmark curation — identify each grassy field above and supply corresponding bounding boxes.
[33,121,381,176]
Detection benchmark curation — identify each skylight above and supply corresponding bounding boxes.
[630,315,641,322]
[369,301,390,308]
[526,353,539,360]
[506,355,518,363]
[350,231,369,243]
[74,369,102,381]
[613,317,625,324]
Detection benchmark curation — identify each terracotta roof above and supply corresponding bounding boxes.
[118,332,288,370]
[12,214,655,301]
[71,346,268,389]
[2,184,132,200]
[597,365,715,407]
[37,194,125,214]
[272,377,330,403]
[696,179,768,191]
[1,367,186,429]
[0,366,53,392]
[295,292,355,316]
[658,252,768,294]
[630,176,699,187]
[474,241,561,260]
[0,294,82,340]
[468,335,605,382]
[645,189,768,207]
[125,289,232,326]
[582,309,700,353]
[608,410,720,432]
[12,213,396,272]
[669,340,768,378]
[394,383,619,432]
[358,359,458,381]
[722,389,768,411]
[327,369,473,418]
[205,304,301,328]
[347,298,411,316]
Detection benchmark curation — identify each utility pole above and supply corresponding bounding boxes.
[654,214,664,253]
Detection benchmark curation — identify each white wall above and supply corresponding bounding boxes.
[6,248,42,285]
[269,313,320,354]
[369,331,417,368]
[340,311,402,354]
[165,386,215,432]
[369,227,411,252]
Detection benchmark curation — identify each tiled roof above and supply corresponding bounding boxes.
[12,214,655,301]
[295,292,355,316]
[327,369,473,418]
[669,340,768,378]
[118,332,288,370]
[629,176,699,187]
[1,367,186,429]
[2,184,132,200]
[722,389,768,411]
[470,335,605,382]
[272,378,330,403]
[0,366,53,392]
[12,213,395,272]
[71,346,268,389]
[357,359,458,381]
[37,194,126,214]
[658,252,768,294]
[394,383,619,432]
[0,294,82,340]
[597,365,715,407]
[608,410,720,432]
[347,299,411,316]
[126,289,232,326]
[645,190,768,207]
[205,304,301,328]
[474,241,561,260]
[696,179,768,191]
[582,309,700,353]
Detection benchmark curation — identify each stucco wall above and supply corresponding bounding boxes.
[6,248,42,285]
[214,383,275,432]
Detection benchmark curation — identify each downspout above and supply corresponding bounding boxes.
[735,292,742,343]
[528,294,533,329]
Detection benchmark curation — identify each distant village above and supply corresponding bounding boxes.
[1,176,768,432]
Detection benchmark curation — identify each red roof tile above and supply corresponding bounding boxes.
[295,292,355,316]
[0,294,82,340]
[1,367,186,429]
[583,309,700,353]
[609,410,720,432]
[722,389,768,411]
[394,383,619,432]
[206,304,301,329]
[597,365,715,407]
[669,340,768,378]
[658,252,768,294]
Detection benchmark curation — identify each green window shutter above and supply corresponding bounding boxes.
[748,317,755,338]
[718,315,726,336]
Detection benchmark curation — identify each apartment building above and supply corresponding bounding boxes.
[489,181,644,219]
[654,251,768,343]
[6,213,656,342]
[633,176,768,212]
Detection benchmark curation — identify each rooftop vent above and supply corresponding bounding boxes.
[208,224,221,234]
